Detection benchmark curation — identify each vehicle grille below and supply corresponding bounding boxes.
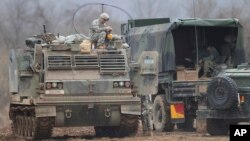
[99,54,126,74]
[47,55,72,69]
[74,55,99,69]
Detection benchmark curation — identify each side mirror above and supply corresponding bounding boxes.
[129,62,140,71]
[121,23,128,35]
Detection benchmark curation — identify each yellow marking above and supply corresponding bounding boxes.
[170,104,184,119]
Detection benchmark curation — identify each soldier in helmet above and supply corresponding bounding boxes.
[89,13,112,48]
[220,34,236,66]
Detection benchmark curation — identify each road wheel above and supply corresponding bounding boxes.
[153,95,174,132]
[207,119,229,135]
[11,119,17,135]
[207,76,238,110]
[119,114,138,136]
[10,106,54,140]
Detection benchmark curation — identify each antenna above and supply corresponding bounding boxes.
[43,25,46,34]
[101,4,104,13]
[193,0,199,70]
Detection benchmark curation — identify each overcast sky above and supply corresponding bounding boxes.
[0,0,249,43]
[52,0,246,20]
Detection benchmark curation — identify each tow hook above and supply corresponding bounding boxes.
[104,108,111,117]
[65,108,72,118]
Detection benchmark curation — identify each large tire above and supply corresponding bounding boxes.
[153,95,174,132]
[207,119,229,135]
[207,76,238,110]
[95,114,138,137]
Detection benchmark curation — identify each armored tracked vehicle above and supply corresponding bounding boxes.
[8,32,145,139]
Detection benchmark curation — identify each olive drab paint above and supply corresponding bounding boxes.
[8,32,155,139]
[123,18,247,134]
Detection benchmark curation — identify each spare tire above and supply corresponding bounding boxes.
[207,76,238,110]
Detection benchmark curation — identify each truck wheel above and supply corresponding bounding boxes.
[95,114,138,137]
[153,95,174,132]
[207,119,229,135]
[176,115,195,131]
[207,76,238,110]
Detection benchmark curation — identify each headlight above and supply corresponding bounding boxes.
[113,81,130,88]
[113,82,119,88]
[52,82,57,88]
[46,82,52,89]
[58,83,63,89]
[119,81,124,87]
[125,81,130,88]
[46,82,63,89]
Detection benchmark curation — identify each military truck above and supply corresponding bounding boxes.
[196,64,250,135]
[122,18,246,131]
[8,30,157,139]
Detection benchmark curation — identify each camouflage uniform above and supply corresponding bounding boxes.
[202,46,220,77]
[89,13,111,47]
[220,34,236,66]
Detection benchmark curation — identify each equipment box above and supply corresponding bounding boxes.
[176,66,198,81]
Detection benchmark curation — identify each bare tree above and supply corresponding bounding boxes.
[182,0,218,18]
[132,0,160,18]
[0,0,30,48]
[0,0,78,128]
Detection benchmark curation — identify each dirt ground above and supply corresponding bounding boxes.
[0,124,229,141]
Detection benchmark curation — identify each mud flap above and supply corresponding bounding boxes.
[170,102,185,123]
[132,51,159,95]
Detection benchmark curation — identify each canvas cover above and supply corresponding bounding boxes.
[126,18,246,72]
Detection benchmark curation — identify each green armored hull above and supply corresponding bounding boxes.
[8,36,141,140]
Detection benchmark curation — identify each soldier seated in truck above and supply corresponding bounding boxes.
[220,34,236,66]
[199,46,220,77]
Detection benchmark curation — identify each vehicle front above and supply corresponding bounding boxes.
[9,35,140,139]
